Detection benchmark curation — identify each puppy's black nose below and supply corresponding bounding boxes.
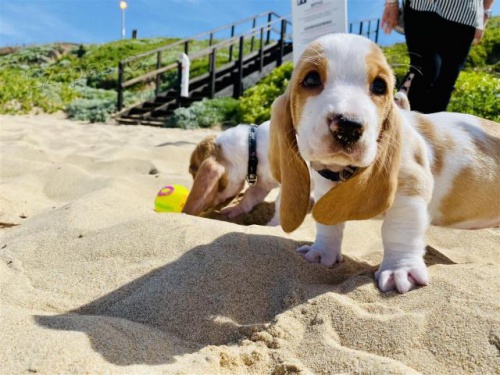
[328,114,364,148]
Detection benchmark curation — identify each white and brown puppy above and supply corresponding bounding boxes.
[269,33,500,293]
[182,121,279,219]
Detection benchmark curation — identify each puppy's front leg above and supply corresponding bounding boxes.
[376,195,430,293]
[220,184,271,219]
[297,172,343,266]
[297,222,345,267]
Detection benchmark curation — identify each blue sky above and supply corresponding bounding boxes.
[1,0,498,47]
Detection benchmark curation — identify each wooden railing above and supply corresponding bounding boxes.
[187,18,291,101]
[117,11,289,111]
[116,14,380,112]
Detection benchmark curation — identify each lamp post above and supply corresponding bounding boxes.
[120,1,128,39]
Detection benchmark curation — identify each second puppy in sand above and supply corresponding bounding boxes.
[182,121,279,220]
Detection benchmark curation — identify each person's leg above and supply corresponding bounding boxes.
[430,19,475,113]
[403,8,441,113]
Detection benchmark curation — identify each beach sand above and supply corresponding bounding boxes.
[1,115,499,374]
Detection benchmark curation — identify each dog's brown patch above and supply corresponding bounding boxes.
[184,136,228,216]
[414,147,425,168]
[438,118,500,226]
[397,137,432,199]
[414,116,452,176]
[291,41,327,125]
[269,92,311,232]
[189,135,221,177]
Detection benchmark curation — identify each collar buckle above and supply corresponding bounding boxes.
[339,166,357,181]
[247,172,258,186]
[316,165,358,183]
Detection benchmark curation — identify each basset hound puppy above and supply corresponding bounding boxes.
[182,121,279,219]
[269,33,500,293]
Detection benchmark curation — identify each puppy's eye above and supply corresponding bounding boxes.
[371,78,387,95]
[302,71,322,88]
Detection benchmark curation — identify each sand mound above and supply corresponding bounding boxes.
[1,115,499,374]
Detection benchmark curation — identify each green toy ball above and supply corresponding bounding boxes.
[154,184,190,213]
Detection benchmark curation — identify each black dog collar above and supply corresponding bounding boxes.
[316,165,358,182]
[247,125,259,186]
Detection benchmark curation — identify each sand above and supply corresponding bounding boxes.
[1,114,499,374]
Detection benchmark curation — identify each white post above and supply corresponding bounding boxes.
[291,0,347,65]
[121,10,125,39]
[179,53,190,97]
[120,1,128,40]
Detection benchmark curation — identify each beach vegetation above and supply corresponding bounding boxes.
[166,97,240,129]
[237,61,293,124]
[0,17,498,123]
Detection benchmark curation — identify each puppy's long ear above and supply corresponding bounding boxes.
[269,91,311,232]
[182,157,225,216]
[313,104,402,225]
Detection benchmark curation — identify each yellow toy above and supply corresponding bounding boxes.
[154,184,190,213]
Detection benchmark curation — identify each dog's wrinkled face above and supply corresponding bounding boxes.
[291,33,395,169]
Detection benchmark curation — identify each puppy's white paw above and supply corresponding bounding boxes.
[220,204,247,219]
[297,244,342,267]
[375,257,429,293]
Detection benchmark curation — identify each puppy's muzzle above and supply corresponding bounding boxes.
[328,114,364,149]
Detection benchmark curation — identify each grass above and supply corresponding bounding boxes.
[0,35,269,120]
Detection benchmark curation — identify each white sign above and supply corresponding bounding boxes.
[179,53,190,97]
[291,0,347,64]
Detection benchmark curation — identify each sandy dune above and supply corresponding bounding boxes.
[1,115,499,374]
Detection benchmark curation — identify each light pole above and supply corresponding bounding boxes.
[120,1,128,39]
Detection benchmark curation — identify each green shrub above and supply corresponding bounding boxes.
[65,84,117,123]
[238,62,293,124]
[466,17,500,69]
[166,60,293,128]
[0,68,79,114]
[448,70,500,121]
[383,43,411,88]
[64,85,153,123]
[166,97,240,129]
[66,98,116,123]
[0,43,66,67]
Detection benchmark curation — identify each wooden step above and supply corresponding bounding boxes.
[117,45,294,125]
